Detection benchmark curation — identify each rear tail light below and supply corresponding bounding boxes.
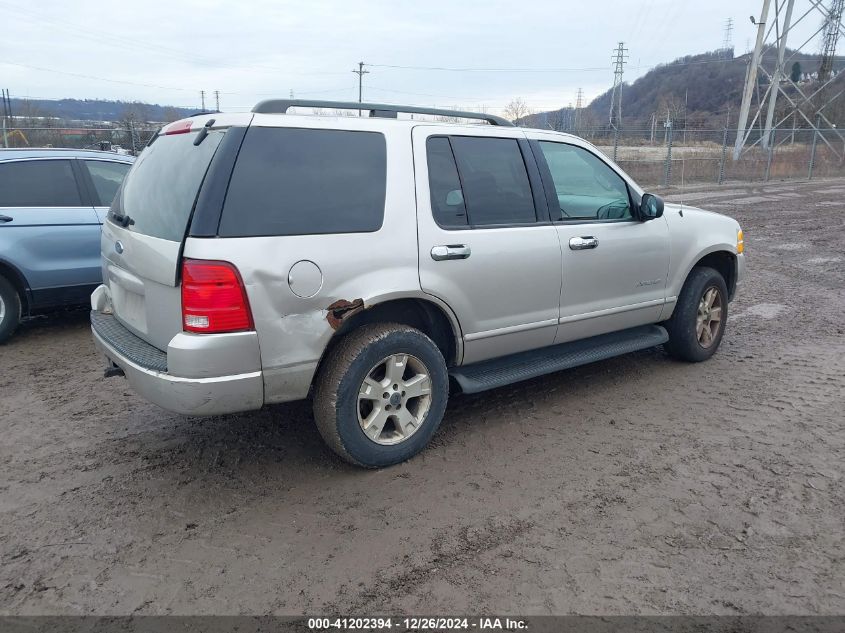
[181,259,253,334]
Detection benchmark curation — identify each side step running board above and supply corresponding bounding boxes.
[450,325,669,394]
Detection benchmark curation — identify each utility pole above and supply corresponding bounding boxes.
[2,88,10,148]
[650,112,656,143]
[200,90,206,112]
[214,90,220,112]
[290,89,294,99]
[733,0,771,159]
[352,61,369,116]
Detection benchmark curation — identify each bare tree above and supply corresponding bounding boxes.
[117,104,150,154]
[14,100,62,147]
[503,97,532,124]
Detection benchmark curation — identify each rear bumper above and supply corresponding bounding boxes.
[91,311,264,416]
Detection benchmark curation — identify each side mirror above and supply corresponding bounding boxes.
[640,193,664,220]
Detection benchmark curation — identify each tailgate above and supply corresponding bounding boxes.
[100,117,232,350]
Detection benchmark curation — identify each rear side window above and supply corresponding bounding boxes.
[219,127,386,237]
[115,129,224,241]
[0,160,81,207]
[426,137,468,228]
[449,136,536,226]
[84,160,130,206]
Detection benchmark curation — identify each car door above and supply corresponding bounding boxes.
[413,126,563,365]
[0,158,102,308]
[80,159,132,223]
[528,135,670,344]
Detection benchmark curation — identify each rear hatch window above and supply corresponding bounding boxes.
[218,127,386,237]
[111,128,224,242]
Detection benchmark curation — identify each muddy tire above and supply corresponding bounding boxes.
[664,266,728,362]
[313,323,449,468]
[0,275,22,344]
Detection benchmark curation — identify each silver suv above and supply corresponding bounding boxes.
[91,100,745,468]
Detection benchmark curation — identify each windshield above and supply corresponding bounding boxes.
[111,129,224,241]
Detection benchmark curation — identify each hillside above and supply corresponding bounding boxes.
[528,48,845,131]
[7,98,196,124]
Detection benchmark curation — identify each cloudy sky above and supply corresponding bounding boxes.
[1,0,830,115]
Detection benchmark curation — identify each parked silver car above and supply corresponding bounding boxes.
[0,148,133,342]
[91,101,745,467]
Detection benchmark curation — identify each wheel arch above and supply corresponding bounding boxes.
[312,295,463,394]
[679,247,738,301]
[0,258,31,315]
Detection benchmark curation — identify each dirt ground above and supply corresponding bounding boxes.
[1,178,843,616]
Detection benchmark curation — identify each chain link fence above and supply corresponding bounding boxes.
[582,126,845,188]
[1,126,159,155]
[4,124,845,187]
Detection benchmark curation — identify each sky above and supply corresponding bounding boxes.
[0,0,833,116]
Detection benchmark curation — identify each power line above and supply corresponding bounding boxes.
[368,62,609,73]
[1,60,205,92]
[0,1,352,78]
[369,55,747,75]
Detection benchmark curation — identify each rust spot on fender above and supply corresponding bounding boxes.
[326,298,365,330]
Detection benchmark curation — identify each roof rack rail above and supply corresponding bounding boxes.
[251,99,514,127]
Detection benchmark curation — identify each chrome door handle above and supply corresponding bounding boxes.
[569,236,598,250]
[431,244,471,261]
[0,214,13,223]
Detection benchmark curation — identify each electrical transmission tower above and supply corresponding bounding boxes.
[200,90,206,111]
[214,90,220,111]
[733,0,845,158]
[608,42,628,128]
[722,18,734,57]
[574,87,583,130]
[819,0,845,81]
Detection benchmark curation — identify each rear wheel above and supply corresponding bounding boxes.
[664,266,728,362]
[313,323,449,468]
[0,275,22,344]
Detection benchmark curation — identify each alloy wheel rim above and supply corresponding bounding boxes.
[696,286,722,349]
[0,294,5,323]
[357,354,433,446]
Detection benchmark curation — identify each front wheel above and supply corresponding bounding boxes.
[664,266,728,362]
[313,323,449,468]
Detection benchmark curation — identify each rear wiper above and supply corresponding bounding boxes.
[109,211,134,228]
[193,118,216,146]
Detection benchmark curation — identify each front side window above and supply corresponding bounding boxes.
[219,127,386,237]
[0,160,81,207]
[85,160,130,206]
[449,136,536,226]
[538,142,632,221]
